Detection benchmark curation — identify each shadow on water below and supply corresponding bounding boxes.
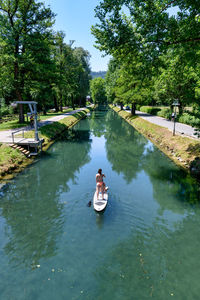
[104,111,147,183]
[0,107,200,299]
[105,109,200,209]
[142,146,200,207]
[0,121,93,269]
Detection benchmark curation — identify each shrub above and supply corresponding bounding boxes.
[157,108,171,119]
[178,113,200,127]
[139,106,161,115]
[136,104,141,110]
[0,99,14,116]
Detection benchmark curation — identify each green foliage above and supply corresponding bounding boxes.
[178,113,200,127]
[139,106,161,115]
[90,77,107,104]
[92,0,200,125]
[157,108,172,119]
[0,99,14,116]
[0,1,91,115]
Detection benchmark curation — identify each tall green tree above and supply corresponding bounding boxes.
[90,77,107,105]
[92,0,200,60]
[92,0,200,118]
[0,0,55,121]
[73,47,91,107]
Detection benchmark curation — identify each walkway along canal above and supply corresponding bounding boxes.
[0,109,200,299]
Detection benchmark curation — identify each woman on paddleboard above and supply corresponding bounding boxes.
[96,169,108,199]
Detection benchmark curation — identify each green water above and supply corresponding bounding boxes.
[0,109,200,300]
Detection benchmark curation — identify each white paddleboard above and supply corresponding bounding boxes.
[93,191,108,212]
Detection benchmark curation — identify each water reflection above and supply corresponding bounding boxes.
[142,146,200,208]
[0,125,92,268]
[0,108,200,300]
[105,109,200,209]
[105,110,147,183]
[90,110,107,137]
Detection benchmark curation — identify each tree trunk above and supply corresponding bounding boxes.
[120,103,123,110]
[14,36,24,123]
[54,95,59,112]
[43,106,47,115]
[179,100,183,115]
[18,104,24,123]
[72,94,75,110]
[59,92,63,112]
[131,103,136,115]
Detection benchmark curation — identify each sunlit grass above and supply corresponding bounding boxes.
[0,108,76,130]
[0,144,24,177]
[39,108,74,120]
[0,107,90,178]
[111,105,200,168]
[0,120,29,130]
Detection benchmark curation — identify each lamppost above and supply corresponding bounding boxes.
[172,100,180,136]
[69,40,75,47]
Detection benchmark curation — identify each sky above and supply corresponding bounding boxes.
[43,0,110,72]
[43,1,179,72]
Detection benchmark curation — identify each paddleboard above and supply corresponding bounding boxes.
[93,191,108,212]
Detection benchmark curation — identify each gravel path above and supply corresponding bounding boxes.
[0,108,87,143]
[125,109,198,139]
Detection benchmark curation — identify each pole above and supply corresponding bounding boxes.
[173,105,176,136]
[34,103,39,141]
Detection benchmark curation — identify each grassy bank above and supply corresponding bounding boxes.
[111,105,200,176]
[0,108,90,181]
[0,108,74,131]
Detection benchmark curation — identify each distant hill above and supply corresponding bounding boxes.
[91,71,107,79]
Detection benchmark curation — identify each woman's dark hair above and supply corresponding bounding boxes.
[98,169,102,174]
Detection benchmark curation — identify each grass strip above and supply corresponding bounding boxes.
[0,108,74,131]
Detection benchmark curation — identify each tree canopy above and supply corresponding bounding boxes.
[0,0,91,119]
[90,77,107,105]
[92,0,200,117]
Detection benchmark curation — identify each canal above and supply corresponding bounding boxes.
[0,109,200,299]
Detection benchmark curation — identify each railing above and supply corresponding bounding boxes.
[12,128,25,143]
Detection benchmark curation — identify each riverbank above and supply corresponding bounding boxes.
[111,105,200,177]
[0,108,90,182]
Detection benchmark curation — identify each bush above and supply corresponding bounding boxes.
[139,106,161,115]
[157,108,171,119]
[136,104,141,110]
[0,99,14,116]
[178,113,200,127]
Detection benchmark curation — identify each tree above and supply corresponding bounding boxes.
[90,77,107,105]
[0,0,55,121]
[73,47,91,107]
[105,58,119,104]
[92,0,200,118]
[92,0,200,60]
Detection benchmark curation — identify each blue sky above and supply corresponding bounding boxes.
[43,1,179,72]
[43,0,110,72]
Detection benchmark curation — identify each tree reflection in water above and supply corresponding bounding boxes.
[0,125,92,268]
[142,145,200,208]
[105,110,147,183]
[90,110,107,137]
